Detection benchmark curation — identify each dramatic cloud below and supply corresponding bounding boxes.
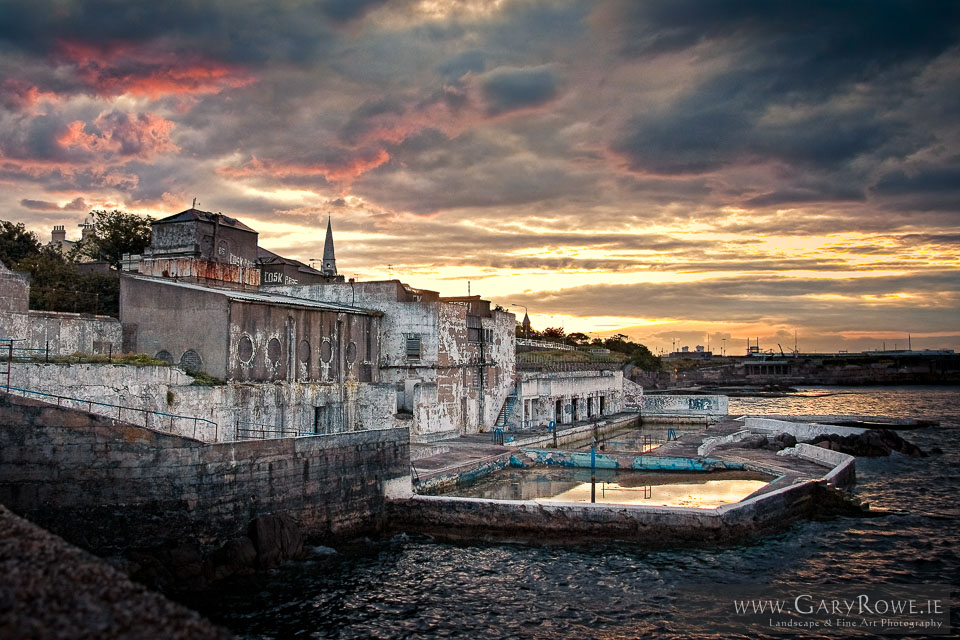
[1,0,958,351]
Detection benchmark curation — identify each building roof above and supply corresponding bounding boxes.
[256,247,324,276]
[127,274,378,315]
[152,208,256,233]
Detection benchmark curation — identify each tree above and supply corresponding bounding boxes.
[630,344,662,371]
[542,327,566,342]
[78,209,152,268]
[0,220,41,268]
[565,332,590,346]
[15,245,120,316]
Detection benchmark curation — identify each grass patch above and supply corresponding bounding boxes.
[34,352,171,366]
[183,368,226,386]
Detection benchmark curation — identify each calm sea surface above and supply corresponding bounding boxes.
[189,386,960,639]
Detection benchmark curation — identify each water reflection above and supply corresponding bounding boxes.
[442,468,771,507]
[544,478,769,507]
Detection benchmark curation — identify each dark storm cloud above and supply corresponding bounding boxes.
[604,0,960,199]
[871,166,960,211]
[0,0,387,65]
[478,65,561,115]
[20,197,87,212]
[436,50,486,80]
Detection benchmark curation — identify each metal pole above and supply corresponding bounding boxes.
[591,445,596,503]
[6,341,11,392]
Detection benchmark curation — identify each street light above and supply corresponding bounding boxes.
[513,303,529,339]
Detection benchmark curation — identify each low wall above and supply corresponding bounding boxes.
[8,363,398,442]
[386,478,823,545]
[506,414,639,448]
[745,416,866,440]
[640,394,728,418]
[512,449,739,472]
[0,310,121,356]
[778,443,856,488]
[0,394,409,558]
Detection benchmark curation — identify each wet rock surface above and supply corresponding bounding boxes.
[0,504,232,640]
[812,428,927,457]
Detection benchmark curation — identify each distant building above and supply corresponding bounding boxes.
[136,208,260,289]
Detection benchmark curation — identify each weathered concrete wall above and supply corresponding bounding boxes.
[387,478,824,545]
[0,310,121,356]
[8,363,398,442]
[745,416,867,440]
[640,394,728,417]
[0,264,29,313]
[121,276,230,376]
[228,302,379,384]
[0,394,410,556]
[778,443,856,488]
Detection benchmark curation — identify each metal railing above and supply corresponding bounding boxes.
[234,418,316,441]
[1,385,218,440]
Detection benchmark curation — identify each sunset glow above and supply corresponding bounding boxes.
[2,0,957,354]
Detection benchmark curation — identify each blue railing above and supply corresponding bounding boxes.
[2,385,218,441]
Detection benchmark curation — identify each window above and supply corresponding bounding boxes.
[466,315,481,343]
[405,334,421,360]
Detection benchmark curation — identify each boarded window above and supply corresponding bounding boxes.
[180,349,203,371]
[155,350,174,364]
[298,340,311,363]
[267,338,282,366]
[237,335,254,362]
[405,335,421,360]
[320,339,332,363]
[345,341,357,363]
[359,363,373,382]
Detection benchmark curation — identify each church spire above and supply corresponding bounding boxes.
[321,215,337,276]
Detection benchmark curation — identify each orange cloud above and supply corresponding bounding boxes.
[220,149,391,183]
[1,79,60,112]
[55,39,255,98]
[57,112,178,158]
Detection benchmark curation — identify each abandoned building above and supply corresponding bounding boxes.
[113,208,516,441]
[5,207,630,444]
[278,281,516,442]
[507,371,625,430]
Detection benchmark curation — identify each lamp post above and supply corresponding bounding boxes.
[513,303,529,339]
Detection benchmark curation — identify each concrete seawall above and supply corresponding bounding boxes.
[0,394,409,558]
[386,478,827,545]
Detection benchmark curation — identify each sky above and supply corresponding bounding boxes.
[1,0,958,355]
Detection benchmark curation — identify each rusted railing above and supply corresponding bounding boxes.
[1,385,217,440]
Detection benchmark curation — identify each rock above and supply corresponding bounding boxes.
[739,434,769,449]
[764,432,798,451]
[205,536,258,582]
[811,429,927,457]
[248,513,304,569]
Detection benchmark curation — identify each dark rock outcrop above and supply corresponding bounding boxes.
[248,513,304,569]
[812,429,927,457]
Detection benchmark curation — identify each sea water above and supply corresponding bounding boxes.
[188,386,960,638]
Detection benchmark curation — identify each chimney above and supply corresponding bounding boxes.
[51,225,66,244]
